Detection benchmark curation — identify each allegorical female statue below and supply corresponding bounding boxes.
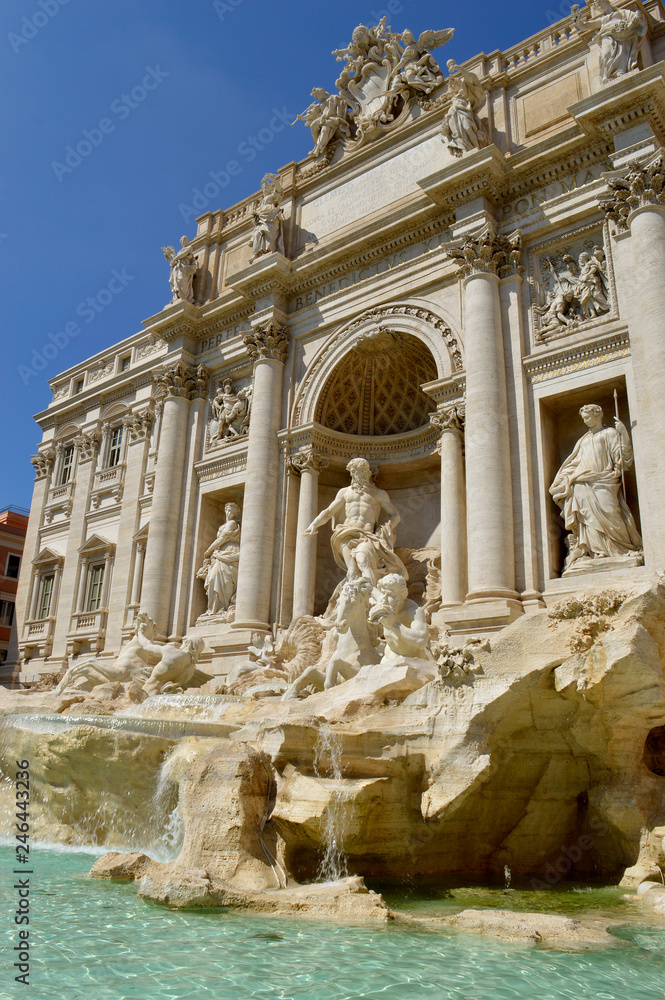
[249,174,284,262]
[197,503,241,618]
[161,236,198,303]
[550,404,642,572]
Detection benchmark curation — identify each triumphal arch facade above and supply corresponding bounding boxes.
[10,0,665,683]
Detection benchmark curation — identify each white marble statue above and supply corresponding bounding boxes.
[250,174,284,262]
[573,1,646,84]
[369,574,433,663]
[282,578,380,699]
[304,457,407,587]
[389,29,454,95]
[440,60,488,157]
[550,404,643,572]
[53,612,161,693]
[293,88,352,159]
[197,503,241,619]
[536,247,609,334]
[576,250,610,319]
[138,633,206,697]
[161,236,198,304]
[209,380,252,443]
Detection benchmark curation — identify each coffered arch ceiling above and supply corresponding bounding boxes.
[315,329,437,436]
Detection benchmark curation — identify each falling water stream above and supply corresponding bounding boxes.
[313,725,349,882]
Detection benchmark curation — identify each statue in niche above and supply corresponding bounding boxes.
[197,503,241,619]
[209,379,252,444]
[304,456,407,587]
[249,174,284,262]
[572,1,646,84]
[550,404,643,573]
[440,60,488,157]
[137,633,206,697]
[368,573,433,664]
[161,236,198,304]
[536,246,609,336]
[293,88,352,159]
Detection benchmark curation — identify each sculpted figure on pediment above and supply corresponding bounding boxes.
[440,60,488,157]
[550,404,643,573]
[161,236,198,304]
[572,1,646,84]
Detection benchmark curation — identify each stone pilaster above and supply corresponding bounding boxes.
[233,321,289,630]
[432,409,467,606]
[601,151,665,568]
[141,363,209,637]
[446,226,521,604]
[290,448,329,619]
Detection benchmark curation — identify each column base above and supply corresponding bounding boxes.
[230,620,271,634]
[434,597,523,637]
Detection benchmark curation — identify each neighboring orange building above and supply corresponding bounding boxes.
[0,506,29,681]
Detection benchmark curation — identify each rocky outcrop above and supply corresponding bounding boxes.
[423,909,617,949]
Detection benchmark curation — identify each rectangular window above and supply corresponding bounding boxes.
[0,600,15,626]
[73,378,84,395]
[87,564,105,612]
[6,554,21,579]
[0,650,6,664]
[120,355,131,372]
[58,445,75,486]
[108,427,123,468]
[38,575,54,620]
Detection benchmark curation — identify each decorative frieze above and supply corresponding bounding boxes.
[446,227,524,279]
[600,152,665,232]
[243,322,289,364]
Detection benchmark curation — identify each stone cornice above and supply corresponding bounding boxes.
[569,63,665,146]
[279,421,441,467]
[224,252,293,302]
[523,326,630,384]
[418,145,508,210]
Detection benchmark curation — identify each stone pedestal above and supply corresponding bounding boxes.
[290,448,329,619]
[233,323,289,631]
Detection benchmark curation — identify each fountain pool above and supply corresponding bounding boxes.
[2,846,664,1000]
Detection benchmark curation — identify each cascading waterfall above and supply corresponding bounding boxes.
[313,725,349,882]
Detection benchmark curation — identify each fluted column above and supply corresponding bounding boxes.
[141,363,208,637]
[290,447,329,618]
[432,408,467,605]
[233,322,289,630]
[446,227,521,602]
[602,152,665,568]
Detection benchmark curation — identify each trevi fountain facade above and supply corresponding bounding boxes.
[4,2,665,986]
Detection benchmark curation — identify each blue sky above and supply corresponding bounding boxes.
[1,0,559,509]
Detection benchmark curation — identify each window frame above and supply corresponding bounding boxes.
[86,563,106,612]
[38,574,55,620]
[107,426,124,468]
[58,444,75,486]
[5,553,21,579]
[0,599,15,627]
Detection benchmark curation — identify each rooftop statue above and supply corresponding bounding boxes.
[295,20,454,154]
[304,457,407,588]
[550,403,643,573]
[572,0,646,84]
[249,173,284,262]
[161,236,198,304]
[440,59,488,157]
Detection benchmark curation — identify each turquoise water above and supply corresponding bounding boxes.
[2,848,665,1000]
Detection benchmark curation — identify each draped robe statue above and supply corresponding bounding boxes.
[550,404,642,572]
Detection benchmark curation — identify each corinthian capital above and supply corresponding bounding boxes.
[74,430,101,462]
[31,449,55,479]
[600,152,665,233]
[155,362,210,399]
[289,447,329,475]
[431,405,465,434]
[446,226,524,279]
[243,322,289,364]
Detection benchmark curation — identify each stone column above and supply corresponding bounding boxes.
[290,447,329,619]
[130,542,146,606]
[141,363,209,637]
[233,322,289,631]
[446,227,521,602]
[432,408,467,605]
[76,558,89,613]
[602,152,665,569]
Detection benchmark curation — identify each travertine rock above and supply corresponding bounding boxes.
[432,909,616,949]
